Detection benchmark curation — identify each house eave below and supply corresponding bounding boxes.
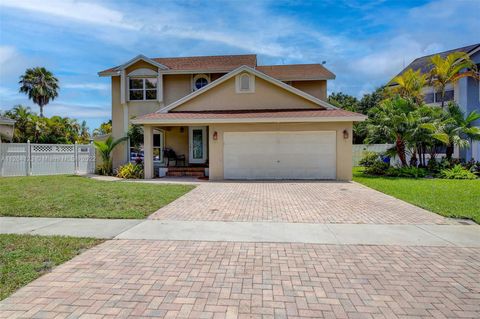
[131,116,367,125]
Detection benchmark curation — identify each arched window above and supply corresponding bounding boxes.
[240,74,250,91]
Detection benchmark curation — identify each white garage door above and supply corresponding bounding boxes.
[223,131,336,179]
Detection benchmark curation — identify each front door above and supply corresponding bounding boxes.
[189,126,207,164]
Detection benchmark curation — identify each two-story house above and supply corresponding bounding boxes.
[98,54,365,180]
[392,43,480,161]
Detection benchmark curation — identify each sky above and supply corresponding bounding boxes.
[0,0,479,131]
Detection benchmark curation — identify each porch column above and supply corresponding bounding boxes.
[143,125,154,179]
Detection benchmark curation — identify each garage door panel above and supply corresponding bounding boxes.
[223,131,336,180]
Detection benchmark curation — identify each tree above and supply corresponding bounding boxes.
[389,69,426,104]
[93,120,112,136]
[428,52,479,108]
[93,135,128,175]
[424,103,480,159]
[328,92,359,112]
[19,67,59,117]
[366,97,417,166]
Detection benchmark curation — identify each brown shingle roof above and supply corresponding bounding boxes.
[256,64,335,81]
[135,109,364,122]
[99,54,257,74]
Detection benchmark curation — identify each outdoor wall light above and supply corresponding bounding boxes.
[180,127,184,133]
[343,129,349,139]
[213,131,218,140]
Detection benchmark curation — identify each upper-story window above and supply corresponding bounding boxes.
[193,74,210,91]
[423,88,454,104]
[129,78,157,101]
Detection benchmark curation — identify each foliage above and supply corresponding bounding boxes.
[328,92,358,112]
[353,167,480,223]
[18,67,59,117]
[93,120,112,136]
[117,162,144,179]
[358,151,380,167]
[422,103,480,159]
[428,52,479,108]
[366,97,418,166]
[127,124,143,152]
[385,166,428,178]
[0,175,195,219]
[1,105,91,143]
[94,135,128,175]
[363,160,390,175]
[0,234,101,300]
[389,68,427,104]
[439,164,477,180]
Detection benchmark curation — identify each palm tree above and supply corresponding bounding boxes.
[390,68,427,104]
[423,103,480,159]
[428,52,479,108]
[19,67,59,117]
[366,97,417,166]
[93,120,112,136]
[93,136,128,175]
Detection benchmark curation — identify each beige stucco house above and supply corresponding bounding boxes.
[99,54,365,180]
[0,116,15,143]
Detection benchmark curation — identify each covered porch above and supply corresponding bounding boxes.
[142,125,209,179]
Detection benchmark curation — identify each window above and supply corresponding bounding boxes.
[423,88,454,104]
[235,73,255,93]
[193,74,210,91]
[129,78,157,101]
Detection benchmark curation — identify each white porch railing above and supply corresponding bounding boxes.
[0,142,95,177]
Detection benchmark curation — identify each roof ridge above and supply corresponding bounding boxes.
[411,43,480,60]
[153,54,257,60]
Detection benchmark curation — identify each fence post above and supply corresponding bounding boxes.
[74,141,78,175]
[26,140,31,176]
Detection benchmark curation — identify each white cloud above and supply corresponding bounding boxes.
[63,83,109,90]
[0,0,135,29]
[44,103,110,118]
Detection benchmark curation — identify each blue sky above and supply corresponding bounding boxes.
[0,0,479,131]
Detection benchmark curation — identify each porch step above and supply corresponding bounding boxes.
[165,167,206,177]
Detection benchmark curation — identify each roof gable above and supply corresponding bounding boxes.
[160,66,337,113]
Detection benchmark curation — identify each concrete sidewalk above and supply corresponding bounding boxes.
[2,217,479,246]
[0,217,141,238]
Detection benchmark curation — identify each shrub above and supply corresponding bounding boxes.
[385,166,428,178]
[359,151,380,167]
[363,160,389,175]
[116,163,144,179]
[439,165,477,180]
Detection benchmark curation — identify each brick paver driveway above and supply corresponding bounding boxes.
[2,240,479,319]
[149,181,455,224]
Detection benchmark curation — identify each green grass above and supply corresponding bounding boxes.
[0,175,194,219]
[0,234,102,300]
[353,167,480,223]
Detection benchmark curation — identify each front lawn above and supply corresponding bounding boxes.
[0,175,194,219]
[353,167,480,223]
[0,234,102,300]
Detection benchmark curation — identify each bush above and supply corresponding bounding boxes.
[439,165,477,180]
[359,151,380,167]
[363,160,390,175]
[385,166,428,178]
[116,163,144,179]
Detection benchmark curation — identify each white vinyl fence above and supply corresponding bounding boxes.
[0,142,95,177]
[352,144,394,166]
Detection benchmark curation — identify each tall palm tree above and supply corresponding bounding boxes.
[366,97,417,166]
[94,136,128,175]
[423,103,480,159]
[19,67,59,117]
[390,68,427,104]
[428,52,479,108]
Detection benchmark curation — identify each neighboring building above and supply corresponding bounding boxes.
[0,116,15,142]
[392,43,480,161]
[99,54,365,180]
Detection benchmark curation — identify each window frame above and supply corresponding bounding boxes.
[235,73,255,93]
[128,77,158,101]
[192,74,210,91]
